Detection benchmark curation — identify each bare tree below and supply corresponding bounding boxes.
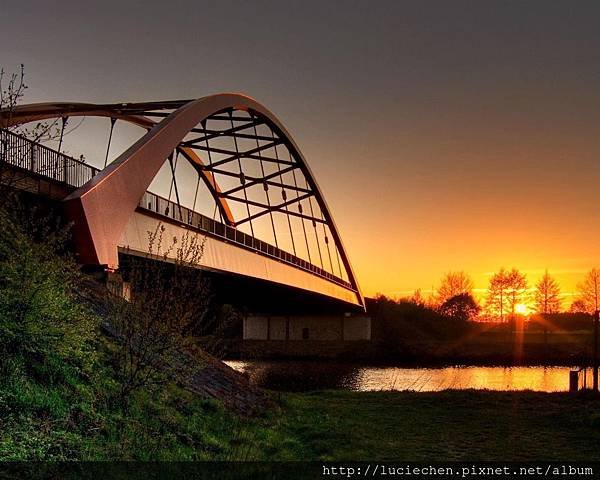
[1,64,61,140]
[576,268,600,314]
[0,65,27,133]
[0,65,64,207]
[485,268,509,322]
[436,271,474,305]
[106,223,212,400]
[505,268,528,318]
[485,268,528,322]
[534,270,562,315]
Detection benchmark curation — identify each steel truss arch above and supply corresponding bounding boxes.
[2,94,362,306]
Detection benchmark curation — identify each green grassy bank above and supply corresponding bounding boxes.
[3,367,600,461]
[271,390,600,461]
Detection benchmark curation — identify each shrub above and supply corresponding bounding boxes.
[0,204,96,374]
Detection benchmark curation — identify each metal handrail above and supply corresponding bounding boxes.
[0,128,99,187]
[137,190,354,290]
[0,128,353,290]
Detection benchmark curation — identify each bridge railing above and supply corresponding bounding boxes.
[138,191,353,290]
[0,128,99,187]
[0,129,353,290]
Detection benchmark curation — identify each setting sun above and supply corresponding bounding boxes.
[515,303,529,315]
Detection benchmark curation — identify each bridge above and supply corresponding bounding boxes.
[1,95,369,343]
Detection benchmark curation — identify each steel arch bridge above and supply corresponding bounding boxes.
[1,94,363,309]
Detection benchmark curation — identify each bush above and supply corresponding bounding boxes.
[368,295,471,357]
[0,204,96,374]
[106,224,212,399]
[0,202,100,459]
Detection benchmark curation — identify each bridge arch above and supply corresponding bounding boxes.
[2,94,363,307]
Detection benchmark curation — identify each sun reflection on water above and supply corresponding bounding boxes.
[225,361,589,393]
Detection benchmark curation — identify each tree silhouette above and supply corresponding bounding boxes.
[534,270,561,315]
[485,268,528,322]
[439,293,480,322]
[505,268,528,319]
[486,268,509,322]
[576,268,600,314]
[409,288,426,306]
[570,299,588,314]
[436,271,474,305]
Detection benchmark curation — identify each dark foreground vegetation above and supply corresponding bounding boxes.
[1,200,599,462]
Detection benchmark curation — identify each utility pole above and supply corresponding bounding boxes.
[593,310,599,392]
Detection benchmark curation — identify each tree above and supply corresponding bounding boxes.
[485,268,528,322]
[570,299,588,314]
[409,288,425,306]
[534,270,561,314]
[436,271,474,305]
[485,268,509,322]
[1,64,60,140]
[438,293,480,322]
[1,65,62,209]
[505,268,528,318]
[0,203,96,376]
[0,64,27,132]
[576,268,600,314]
[106,224,212,399]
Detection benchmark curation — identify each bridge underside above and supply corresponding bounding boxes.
[119,210,359,307]
[118,251,362,315]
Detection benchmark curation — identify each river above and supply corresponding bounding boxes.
[225,360,591,392]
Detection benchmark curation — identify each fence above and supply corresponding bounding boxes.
[0,128,99,187]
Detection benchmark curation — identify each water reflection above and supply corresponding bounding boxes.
[227,360,360,392]
[225,360,591,393]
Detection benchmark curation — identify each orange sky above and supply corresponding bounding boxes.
[304,94,600,301]
[3,1,599,304]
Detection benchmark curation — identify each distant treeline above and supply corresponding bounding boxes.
[391,268,600,323]
[364,295,595,364]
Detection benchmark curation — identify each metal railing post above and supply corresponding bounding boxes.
[30,142,35,171]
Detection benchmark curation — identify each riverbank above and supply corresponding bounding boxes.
[4,382,599,461]
[1,207,597,463]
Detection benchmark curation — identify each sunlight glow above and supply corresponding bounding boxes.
[515,303,529,315]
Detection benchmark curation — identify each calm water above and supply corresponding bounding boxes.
[225,360,591,393]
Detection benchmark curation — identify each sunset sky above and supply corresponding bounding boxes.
[2,1,600,301]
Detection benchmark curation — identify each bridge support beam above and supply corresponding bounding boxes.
[240,314,371,359]
[243,314,371,342]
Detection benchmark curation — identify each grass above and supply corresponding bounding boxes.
[2,330,600,461]
[266,390,600,461]
[5,345,600,462]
